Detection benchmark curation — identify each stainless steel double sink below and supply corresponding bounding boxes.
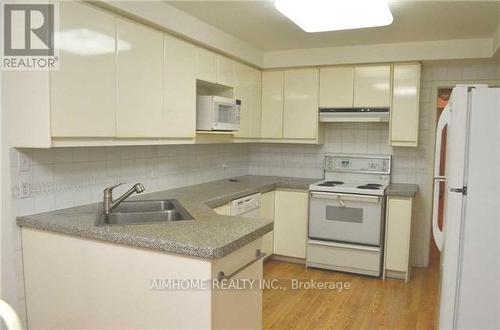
[97,199,194,226]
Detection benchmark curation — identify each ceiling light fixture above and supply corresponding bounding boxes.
[274,0,393,33]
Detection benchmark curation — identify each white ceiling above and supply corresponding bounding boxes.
[167,1,500,51]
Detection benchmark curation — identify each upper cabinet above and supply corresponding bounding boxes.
[216,55,235,87]
[195,48,236,88]
[50,1,116,137]
[319,65,391,109]
[234,63,261,138]
[6,2,420,148]
[260,69,321,142]
[353,65,391,108]
[196,48,217,84]
[116,18,164,137]
[163,35,197,138]
[390,63,421,147]
[261,71,284,139]
[319,66,354,108]
[283,68,319,139]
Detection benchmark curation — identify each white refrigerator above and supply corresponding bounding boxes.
[432,85,500,329]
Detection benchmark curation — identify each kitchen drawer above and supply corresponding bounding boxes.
[307,240,381,276]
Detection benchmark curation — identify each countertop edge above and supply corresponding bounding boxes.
[385,183,419,197]
[17,217,274,259]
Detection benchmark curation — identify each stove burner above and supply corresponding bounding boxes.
[318,181,344,187]
[365,183,382,187]
[357,185,381,190]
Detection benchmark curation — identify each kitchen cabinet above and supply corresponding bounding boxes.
[273,190,308,259]
[261,71,284,138]
[163,35,196,138]
[196,47,217,84]
[216,55,234,87]
[283,69,319,139]
[50,1,116,137]
[260,191,275,257]
[213,203,230,215]
[22,227,263,329]
[234,63,261,138]
[211,238,264,329]
[319,66,354,108]
[353,65,391,107]
[384,196,413,282]
[116,18,164,137]
[196,48,236,88]
[390,63,421,147]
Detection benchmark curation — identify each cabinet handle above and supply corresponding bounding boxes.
[217,249,266,281]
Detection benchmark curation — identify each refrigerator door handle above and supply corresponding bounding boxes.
[432,104,451,252]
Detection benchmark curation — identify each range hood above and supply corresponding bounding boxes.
[319,108,390,122]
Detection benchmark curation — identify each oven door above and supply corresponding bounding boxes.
[309,192,383,246]
[213,101,239,131]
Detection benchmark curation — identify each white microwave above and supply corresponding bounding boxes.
[196,95,240,131]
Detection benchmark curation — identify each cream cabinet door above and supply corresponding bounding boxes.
[213,203,230,215]
[319,66,354,108]
[261,71,284,138]
[51,1,116,137]
[273,190,308,258]
[283,69,319,139]
[391,63,421,147]
[234,64,261,138]
[216,55,234,87]
[196,48,217,84]
[385,197,413,276]
[163,35,196,138]
[260,191,275,256]
[248,67,262,138]
[116,18,163,137]
[212,239,263,330]
[353,65,391,107]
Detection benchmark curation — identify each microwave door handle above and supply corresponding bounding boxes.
[431,103,450,252]
[310,192,380,203]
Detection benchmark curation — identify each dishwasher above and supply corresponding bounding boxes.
[230,193,261,217]
[230,193,273,258]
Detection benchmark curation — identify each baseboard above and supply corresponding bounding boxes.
[270,254,306,265]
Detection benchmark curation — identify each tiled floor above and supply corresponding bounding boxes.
[263,260,439,329]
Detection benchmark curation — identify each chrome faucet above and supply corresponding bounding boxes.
[103,182,145,214]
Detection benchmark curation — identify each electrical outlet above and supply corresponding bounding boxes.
[18,180,31,198]
[17,152,32,172]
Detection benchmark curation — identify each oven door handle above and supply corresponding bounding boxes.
[310,191,382,203]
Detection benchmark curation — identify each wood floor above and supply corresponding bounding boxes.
[263,260,439,330]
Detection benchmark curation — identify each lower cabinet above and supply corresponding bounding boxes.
[384,196,413,281]
[212,189,309,260]
[273,190,308,259]
[213,203,230,215]
[212,238,263,329]
[260,191,275,257]
[22,228,264,329]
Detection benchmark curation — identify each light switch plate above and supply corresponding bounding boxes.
[18,152,32,172]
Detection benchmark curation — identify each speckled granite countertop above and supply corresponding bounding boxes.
[17,175,317,259]
[385,183,419,197]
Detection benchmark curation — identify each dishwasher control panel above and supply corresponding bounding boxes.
[230,193,261,216]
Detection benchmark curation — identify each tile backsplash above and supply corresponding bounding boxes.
[11,144,249,216]
[249,122,393,179]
